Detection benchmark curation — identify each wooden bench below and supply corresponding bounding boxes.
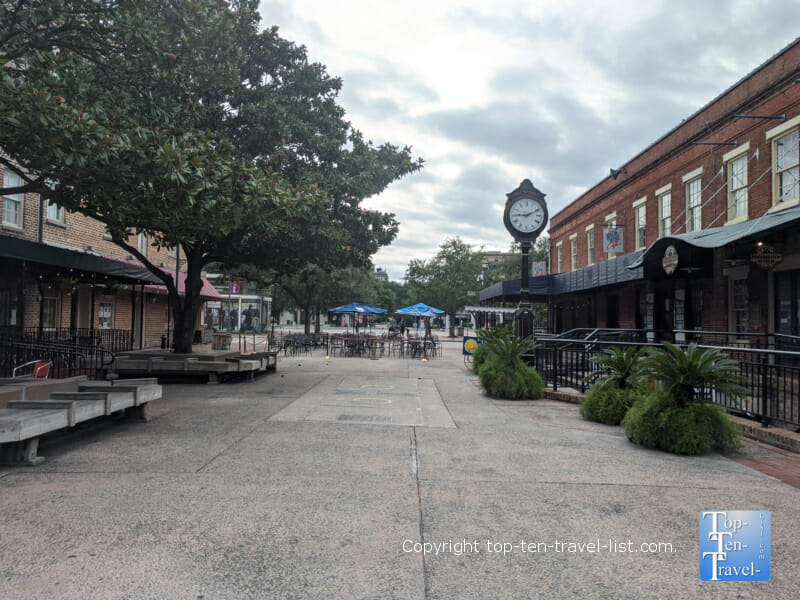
[113,351,278,383]
[0,378,162,466]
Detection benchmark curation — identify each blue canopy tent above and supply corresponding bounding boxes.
[329,302,386,332]
[396,302,444,317]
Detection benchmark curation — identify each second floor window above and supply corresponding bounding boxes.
[556,244,563,274]
[586,228,594,266]
[570,236,578,271]
[46,200,64,222]
[2,171,24,228]
[685,177,702,232]
[658,192,671,237]
[635,203,646,249]
[775,129,799,205]
[728,154,748,221]
[138,232,148,256]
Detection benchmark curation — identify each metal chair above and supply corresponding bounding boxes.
[12,360,52,379]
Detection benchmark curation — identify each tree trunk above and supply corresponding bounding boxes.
[303,302,312,335]
[172,250,204,354]
[449,312,456,338]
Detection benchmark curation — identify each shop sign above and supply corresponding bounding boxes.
[750,245,782,270]
[662,245,679,275]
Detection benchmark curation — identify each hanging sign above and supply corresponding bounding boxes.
[750,245,782,269]
[662,245,679,275]
[603,227,623,254]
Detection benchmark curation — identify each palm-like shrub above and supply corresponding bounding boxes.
[622,342,746,455]
[587,346,647,390]
[622,391,742,454]
[640,342,748,407]
[581,384,647,425]
[580,346,647,425]
[474,325,544,400]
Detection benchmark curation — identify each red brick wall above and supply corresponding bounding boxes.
[549,40,800,274]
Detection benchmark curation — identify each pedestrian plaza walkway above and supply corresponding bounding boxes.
[1,339,798,599]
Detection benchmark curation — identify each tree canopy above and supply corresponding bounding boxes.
[405,237,484,336]
[0,0,421,351]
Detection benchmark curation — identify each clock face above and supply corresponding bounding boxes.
[509,197,545,233]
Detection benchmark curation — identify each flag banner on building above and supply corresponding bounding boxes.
[531,261,547,276]
[603,227,623,254]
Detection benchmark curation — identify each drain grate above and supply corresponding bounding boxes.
[337,414,392,424]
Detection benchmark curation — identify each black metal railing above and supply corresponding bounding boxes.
[0,326,133,353]
[533,337,800,429]
[0,338,115,380]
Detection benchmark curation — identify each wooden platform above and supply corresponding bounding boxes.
[112,350,278,383]
[0,378,162,466]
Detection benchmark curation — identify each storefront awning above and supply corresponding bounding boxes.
[0,235,163,283]
[479,250,645,302]
[144,267,223,301]
[628,205,800,270]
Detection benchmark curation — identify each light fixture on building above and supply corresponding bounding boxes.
[609,167,626,180]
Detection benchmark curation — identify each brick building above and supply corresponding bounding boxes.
[482,37,800,343]
[1,176,221,349]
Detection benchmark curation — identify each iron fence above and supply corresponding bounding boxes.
[533,337,800,430]
[0,338,115,380]
[0,326,133,353]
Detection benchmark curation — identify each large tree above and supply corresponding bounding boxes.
[0,0,420,352]
[405,237,484,337]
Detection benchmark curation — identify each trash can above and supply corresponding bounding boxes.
[457,326,464,336]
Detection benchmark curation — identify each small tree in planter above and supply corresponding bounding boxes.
[581,346,648,425]
[474,325,544,400]
[623,342,747,455]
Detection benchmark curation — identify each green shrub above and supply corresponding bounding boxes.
[622,391,741,455]
[472,342,490,373]
[473,324,544,400]
[477,356,545,400]
[580,384,644,425]
[585,346,647,391]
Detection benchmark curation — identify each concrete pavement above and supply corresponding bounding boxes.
[1,340,798,599]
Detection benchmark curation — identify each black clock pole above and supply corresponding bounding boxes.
[515,241,535,343]
[502,179,548,360]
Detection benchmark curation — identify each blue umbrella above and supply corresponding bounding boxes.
[329,302,386,332]
[396,302,444,317]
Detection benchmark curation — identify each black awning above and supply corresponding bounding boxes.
[628,204,800,271]
[0,235,163,283]
[479,250,645,302]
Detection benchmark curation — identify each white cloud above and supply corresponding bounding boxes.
[259,0,800,280]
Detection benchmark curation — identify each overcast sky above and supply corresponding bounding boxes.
[258,0,800,281]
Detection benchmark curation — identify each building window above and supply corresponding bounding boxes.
[685,176,702,232]
[42,293,60,329]
[732,279,749,334]
[724,144,749,223]
[586,226,594,266]
[633,198,647,250]
[2,171,24,228]
[555,242,563,274]
[46,200,64,222]
[656,184,671,238]
[570,235,578,271]
[137,232,148,257]
[98,301,113,329]
[604,212,619,258]
[774,129,799,206]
